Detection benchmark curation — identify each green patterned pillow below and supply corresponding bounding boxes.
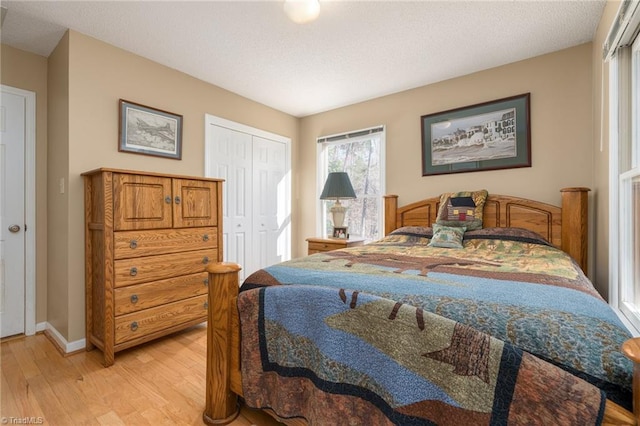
[428,224,466,249]
[435,189,488,231]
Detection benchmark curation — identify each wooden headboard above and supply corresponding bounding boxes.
[383,187,590,272]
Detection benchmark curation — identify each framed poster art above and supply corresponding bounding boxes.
[421,93,530,176]
[119,99,183,160]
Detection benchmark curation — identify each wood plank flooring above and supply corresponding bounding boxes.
[1,325,283,425]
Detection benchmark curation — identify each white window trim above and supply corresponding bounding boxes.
[316,126,386,239]
[608,1,640,334]
[609,56,620,310]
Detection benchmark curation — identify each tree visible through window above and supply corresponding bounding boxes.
[318,127,385,242]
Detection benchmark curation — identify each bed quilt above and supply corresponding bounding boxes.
[237,227,633,425]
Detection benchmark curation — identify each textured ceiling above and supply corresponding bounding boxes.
[1,1,606,117]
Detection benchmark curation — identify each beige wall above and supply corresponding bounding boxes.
[0,44,49,325]
[47,33,71,337]
[592,1,620,301]
[54,30,299,342]
[3,4,621,342]
[299,43,597,285]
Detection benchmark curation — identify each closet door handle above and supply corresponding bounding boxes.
[165,196,172,204]
[174,196,181,204]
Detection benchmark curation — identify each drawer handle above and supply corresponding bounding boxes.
[203,234,209,242]
[130,294,138,304]
[202,256,209,264]
[130,322,138,331]
[165,196,172,204]
[204,301,208,309]
[203,278,209,286]
[130,240,138,249]
[130,267,138,276]
[174,196,181,204]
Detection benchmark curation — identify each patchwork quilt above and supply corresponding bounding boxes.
[237,227,633,425]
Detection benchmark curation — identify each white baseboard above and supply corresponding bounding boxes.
[44,322,86,353]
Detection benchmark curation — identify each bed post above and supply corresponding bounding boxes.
[622,339,640,424]
[560,187,590,273]
[384,195,398,236]
[203,262,242,425]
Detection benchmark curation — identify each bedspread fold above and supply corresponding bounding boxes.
[239,286,606,425]
[238,228,632,424]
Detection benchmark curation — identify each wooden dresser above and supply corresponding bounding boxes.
[82,168,223,366]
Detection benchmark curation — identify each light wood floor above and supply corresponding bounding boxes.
[1,325,284,425]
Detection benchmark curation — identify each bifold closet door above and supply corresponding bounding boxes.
[207,125,252,281]
[252,136,287,271]
[206,125,288,281]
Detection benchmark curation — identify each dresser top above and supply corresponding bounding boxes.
[81,167,224,182]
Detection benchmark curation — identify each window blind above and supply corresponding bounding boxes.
[317,125,384,144]
[604,0,640,61]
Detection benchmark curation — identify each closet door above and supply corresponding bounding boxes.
[207,125,253,280]
[253,136,288,270]
[205,117,291,281]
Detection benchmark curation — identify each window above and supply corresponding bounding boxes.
[317,126,385,242]
[607,0,640,330]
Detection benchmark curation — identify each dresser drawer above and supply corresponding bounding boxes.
[308,241,345,252]
[114,227,217,259]
[114,272,209,315]
[114,295,208,345]
[114,249,217,287]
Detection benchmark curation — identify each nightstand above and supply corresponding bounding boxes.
[306,237,365,255]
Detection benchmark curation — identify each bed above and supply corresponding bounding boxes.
[202,187,640,425]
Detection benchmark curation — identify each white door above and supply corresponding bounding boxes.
[207,125,253,281]
[253,136,288,270]
[1,90,26,338]
[205,116,291,281]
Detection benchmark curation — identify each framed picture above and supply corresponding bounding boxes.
[332,226,348,239]
[421,93,530,176]
[119,99,183,160]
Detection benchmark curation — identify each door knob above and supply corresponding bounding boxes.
[8,224,20,233]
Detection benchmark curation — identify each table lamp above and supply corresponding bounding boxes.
[320,172,356,228]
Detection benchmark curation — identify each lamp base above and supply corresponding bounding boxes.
[330,201,347,228]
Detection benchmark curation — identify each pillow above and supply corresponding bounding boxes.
[465,227,549,245]
[435,189,488,231]
[428,224,466,248]
[388,226,432,238]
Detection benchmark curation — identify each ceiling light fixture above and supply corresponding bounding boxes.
[284,0,320,24]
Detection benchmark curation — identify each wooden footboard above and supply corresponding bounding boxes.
[202,186,639,425]
[203,262,242,425]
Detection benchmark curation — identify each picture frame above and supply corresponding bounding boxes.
[119,99,183,160]
[421,93,530,176]
[332,226,348,239]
